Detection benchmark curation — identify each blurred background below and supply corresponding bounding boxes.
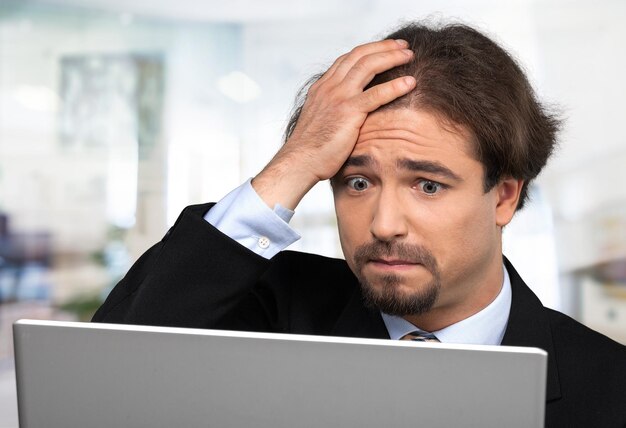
[1,0,625,425]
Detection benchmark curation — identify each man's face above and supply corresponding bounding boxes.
[333,108,513,323]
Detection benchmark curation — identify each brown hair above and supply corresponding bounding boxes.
[284,22,561,210]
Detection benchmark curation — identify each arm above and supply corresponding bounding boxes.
[92,204,272,327]
[92,39,416,329]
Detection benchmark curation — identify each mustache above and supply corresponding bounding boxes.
[353,241,439,271]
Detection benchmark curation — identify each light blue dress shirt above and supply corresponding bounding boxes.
[204,179,300,259]
[381,268,511,345]
[205,180,512,345]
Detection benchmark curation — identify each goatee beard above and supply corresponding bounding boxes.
[353,241,441,316]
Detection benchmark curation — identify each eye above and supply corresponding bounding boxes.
[346,177,370,192]
[418,180,443,195]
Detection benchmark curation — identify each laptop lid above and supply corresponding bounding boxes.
[13,319,547,428]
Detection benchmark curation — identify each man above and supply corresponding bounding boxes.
[93,22,626,427]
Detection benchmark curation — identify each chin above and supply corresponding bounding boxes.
[359,274,441,317]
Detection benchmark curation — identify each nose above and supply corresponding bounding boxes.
[369,187,409,242]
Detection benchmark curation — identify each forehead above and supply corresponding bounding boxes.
[353,108,475,161]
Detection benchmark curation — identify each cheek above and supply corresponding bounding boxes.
[442,198,499,266]
[334,196,369,263]
[420,194,497,262]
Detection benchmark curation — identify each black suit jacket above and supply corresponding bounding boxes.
[94,204,626,427]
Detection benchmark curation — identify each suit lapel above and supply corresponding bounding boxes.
[330,288,390,339]
[501,258,562,402]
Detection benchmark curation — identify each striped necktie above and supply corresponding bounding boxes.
[400,331,440,342]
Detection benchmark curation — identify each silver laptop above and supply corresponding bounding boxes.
[13,319,547,428]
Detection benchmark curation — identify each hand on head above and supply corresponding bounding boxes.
[252,39,416,210]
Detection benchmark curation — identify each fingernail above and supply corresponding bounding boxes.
[402,49,414,56]
[404,76,416,87]
[395,39,409,47]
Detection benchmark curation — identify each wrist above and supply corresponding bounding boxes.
[252,158,319,211]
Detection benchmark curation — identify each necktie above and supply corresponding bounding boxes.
[400,331,440,342]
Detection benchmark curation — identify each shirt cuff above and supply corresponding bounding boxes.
[204,179,301,259]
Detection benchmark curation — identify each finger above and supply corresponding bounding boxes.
[340,48,414,89]
[319,39,409,85]
[352,76,416,112]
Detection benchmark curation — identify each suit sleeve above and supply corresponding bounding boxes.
[91,203,274,329]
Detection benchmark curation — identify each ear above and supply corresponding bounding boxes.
[495,178,524,227]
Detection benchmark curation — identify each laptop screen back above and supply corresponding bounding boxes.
[13,319,547,428]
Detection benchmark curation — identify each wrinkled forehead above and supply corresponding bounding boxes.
[354,108,476,159]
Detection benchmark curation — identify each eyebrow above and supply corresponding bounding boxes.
[341,155,380,169]
[337,155,462,183]
[332,155,379,185]
[396,158,462,182]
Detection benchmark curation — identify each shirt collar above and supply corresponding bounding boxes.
[381,264,512,346]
